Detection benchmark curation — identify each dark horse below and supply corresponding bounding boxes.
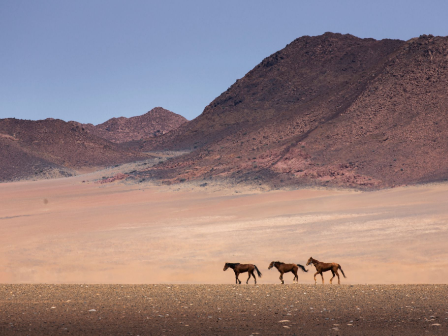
[268,261,308,284]
[306,257,346,284]
[223,263,262,284]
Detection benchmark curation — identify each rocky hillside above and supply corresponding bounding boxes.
[134,33,448,189]
[0,118,145,181]
[82,107,187,143]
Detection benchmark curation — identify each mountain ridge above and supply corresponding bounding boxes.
[0,118,143,181]
[132,33,448,189]
[3,33,448,189]
[0,107,188,181]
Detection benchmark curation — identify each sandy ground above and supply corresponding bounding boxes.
[1,171,448,285]
[1,284,447,335]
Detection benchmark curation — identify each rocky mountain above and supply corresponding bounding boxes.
[82,107,187,143]
[133,33,448,189]
[4,33,448,189]
[0,118,145,181]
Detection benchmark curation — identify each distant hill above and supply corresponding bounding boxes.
[134,33,448,189]
[81,107,187,143]
[0,118,145,181]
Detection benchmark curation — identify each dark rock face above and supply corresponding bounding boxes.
[138,33,448,189]
[82,107,187,143]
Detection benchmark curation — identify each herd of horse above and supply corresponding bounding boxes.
[223,257,346,285]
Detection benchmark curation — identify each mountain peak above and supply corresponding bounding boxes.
[83,107,187,143]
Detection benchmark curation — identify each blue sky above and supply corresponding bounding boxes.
[1,0,447,124]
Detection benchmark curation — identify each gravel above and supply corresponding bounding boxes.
[1,284,447,335]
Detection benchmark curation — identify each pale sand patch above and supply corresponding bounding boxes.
[1,176,448,284]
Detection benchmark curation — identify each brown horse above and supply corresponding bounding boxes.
[306,257,346,284]
[223,263,262,284]
[268,261,308,284]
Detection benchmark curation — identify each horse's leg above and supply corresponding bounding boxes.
[251,271,257,285]
[235,271,241,284]
[280,272,284,284]
[313,271,319,285]
[330,270,335,284]
[246,272,251,284]
[320,272,324,284]
[293,270,298,283]
[335,270,340,284]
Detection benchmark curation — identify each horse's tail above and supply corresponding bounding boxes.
[338,264,347,278]
[254,265,262,278]
[297,264,308,273]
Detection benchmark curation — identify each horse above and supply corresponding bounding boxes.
[223,263,262,285]
[268,261,308,284]
[306,257,346,284]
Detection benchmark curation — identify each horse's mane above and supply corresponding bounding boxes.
[226,263,240,267]
[274,261,284,264]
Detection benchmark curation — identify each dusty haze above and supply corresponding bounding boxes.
[1,173,447,285]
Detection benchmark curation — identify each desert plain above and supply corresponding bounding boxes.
[1,170,448,285]
[1,171,448,335]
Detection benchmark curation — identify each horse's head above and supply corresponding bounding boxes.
[306,257,313,266]
[268,261,279,269]
[223,263,230,271]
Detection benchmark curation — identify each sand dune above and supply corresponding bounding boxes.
[1,175,448,284]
